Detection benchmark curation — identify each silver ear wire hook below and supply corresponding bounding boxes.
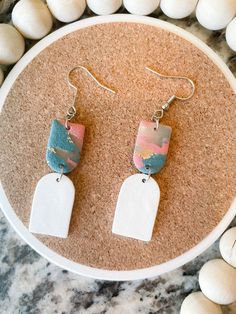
[65,65,116,129]
[68,65,116,94]
[145,66,195,111]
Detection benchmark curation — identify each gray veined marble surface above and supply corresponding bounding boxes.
[0,3,236,314]
[1,210,236,314]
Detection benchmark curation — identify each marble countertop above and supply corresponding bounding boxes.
[0,4,236,314]
[1,210,236,314]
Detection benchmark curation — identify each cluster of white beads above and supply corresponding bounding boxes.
[180,227,236,313]
[0,0,235,87]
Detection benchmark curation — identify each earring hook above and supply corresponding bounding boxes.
[68,65,116,94]
[145,66,195,110]
[64,65,116,129]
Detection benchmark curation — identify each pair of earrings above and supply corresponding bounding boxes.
[29,65,195,241]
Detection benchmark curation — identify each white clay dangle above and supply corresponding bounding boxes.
[112,174,160,242]
[29,173,75,238]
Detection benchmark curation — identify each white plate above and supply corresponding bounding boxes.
[0,14,236,281]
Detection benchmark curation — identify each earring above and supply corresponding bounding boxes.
[112,66,195,242]
[29,66,115,238]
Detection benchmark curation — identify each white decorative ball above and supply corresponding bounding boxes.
[180,292,222,314]
[226,18,236,52]
[0,24,25,65]
[46,0,86,23]
[196,0,236,31]
[12,0,53,40]
[0,68,4,87]
[87,0,122,15]
[160,0,198,19]
[124,0,160,16]
[220,227,236,267]
[199,259,236,305]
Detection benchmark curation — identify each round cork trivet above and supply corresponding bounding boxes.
[0,22,235,271]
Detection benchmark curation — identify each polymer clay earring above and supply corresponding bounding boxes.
[29,66,115,238]
[112,66,195,242]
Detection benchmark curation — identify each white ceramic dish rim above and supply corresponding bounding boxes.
[0,14,235,281]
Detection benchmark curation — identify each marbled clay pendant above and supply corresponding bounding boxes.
[46,119,85,174]
[133,120,172,175]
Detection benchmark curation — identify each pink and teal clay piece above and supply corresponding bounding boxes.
[46,119,85,173]
[133,120,172,174]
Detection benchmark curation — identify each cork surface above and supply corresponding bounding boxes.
[0,23,235,270]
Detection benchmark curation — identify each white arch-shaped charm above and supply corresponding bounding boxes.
[112,174,160,242]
